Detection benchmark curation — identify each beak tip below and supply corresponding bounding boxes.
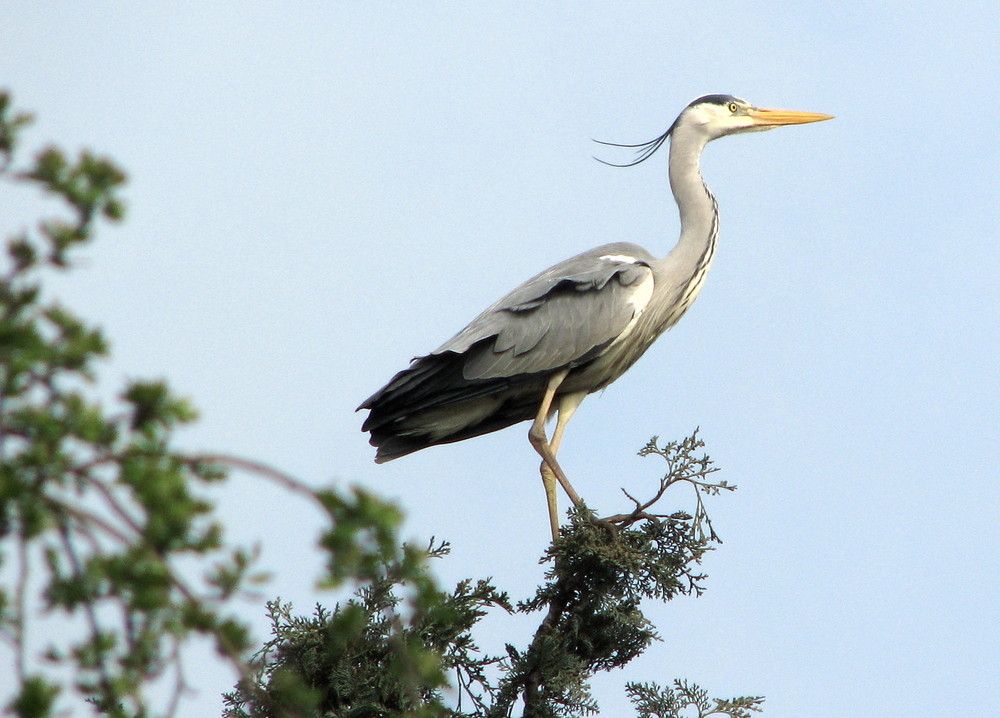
[752,108,836,127]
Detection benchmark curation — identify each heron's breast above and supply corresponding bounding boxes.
[564,262,712,394]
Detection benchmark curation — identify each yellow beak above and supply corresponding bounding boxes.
[748,107,835,127]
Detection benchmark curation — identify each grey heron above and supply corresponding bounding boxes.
[359,94,832,540]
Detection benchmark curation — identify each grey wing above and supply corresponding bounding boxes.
[436,243,656,379]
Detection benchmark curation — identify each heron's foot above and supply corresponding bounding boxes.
[598,510,657,532]
[587,513,619,538]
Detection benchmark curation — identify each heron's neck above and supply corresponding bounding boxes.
[667,128,718,264]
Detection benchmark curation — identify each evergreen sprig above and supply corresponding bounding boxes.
[222,543,512,718]
[223,434,761,718]
[627,680,764,718]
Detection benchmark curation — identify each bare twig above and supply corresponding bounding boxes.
[195,454,325,505]
[14,534,29,682]
[56,516,115,703]
[76,470,144,537]
[45,496,135,547]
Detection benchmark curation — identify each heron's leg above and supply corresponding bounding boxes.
[540,390,588,539]
[550,390,586,455]
[530,371,567,540]
[539,463,560,540]
[529,372,586,540]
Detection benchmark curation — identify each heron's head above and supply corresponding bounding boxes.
[595,94,832,167]
[681,94,834,140]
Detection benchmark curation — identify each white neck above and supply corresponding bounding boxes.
[667,123,717,260]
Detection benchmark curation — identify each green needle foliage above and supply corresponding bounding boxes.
[1,91,765,718]
[223,434,760,718]
[222,544,512,718]
[627,680,763,718]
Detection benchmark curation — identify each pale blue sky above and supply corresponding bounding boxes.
[3,3,998,716]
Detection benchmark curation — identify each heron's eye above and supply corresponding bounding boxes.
[728,102,739,114]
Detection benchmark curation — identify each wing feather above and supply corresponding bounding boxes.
[439,243,655,379]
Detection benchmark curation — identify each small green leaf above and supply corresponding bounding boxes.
[6,676,60,718]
